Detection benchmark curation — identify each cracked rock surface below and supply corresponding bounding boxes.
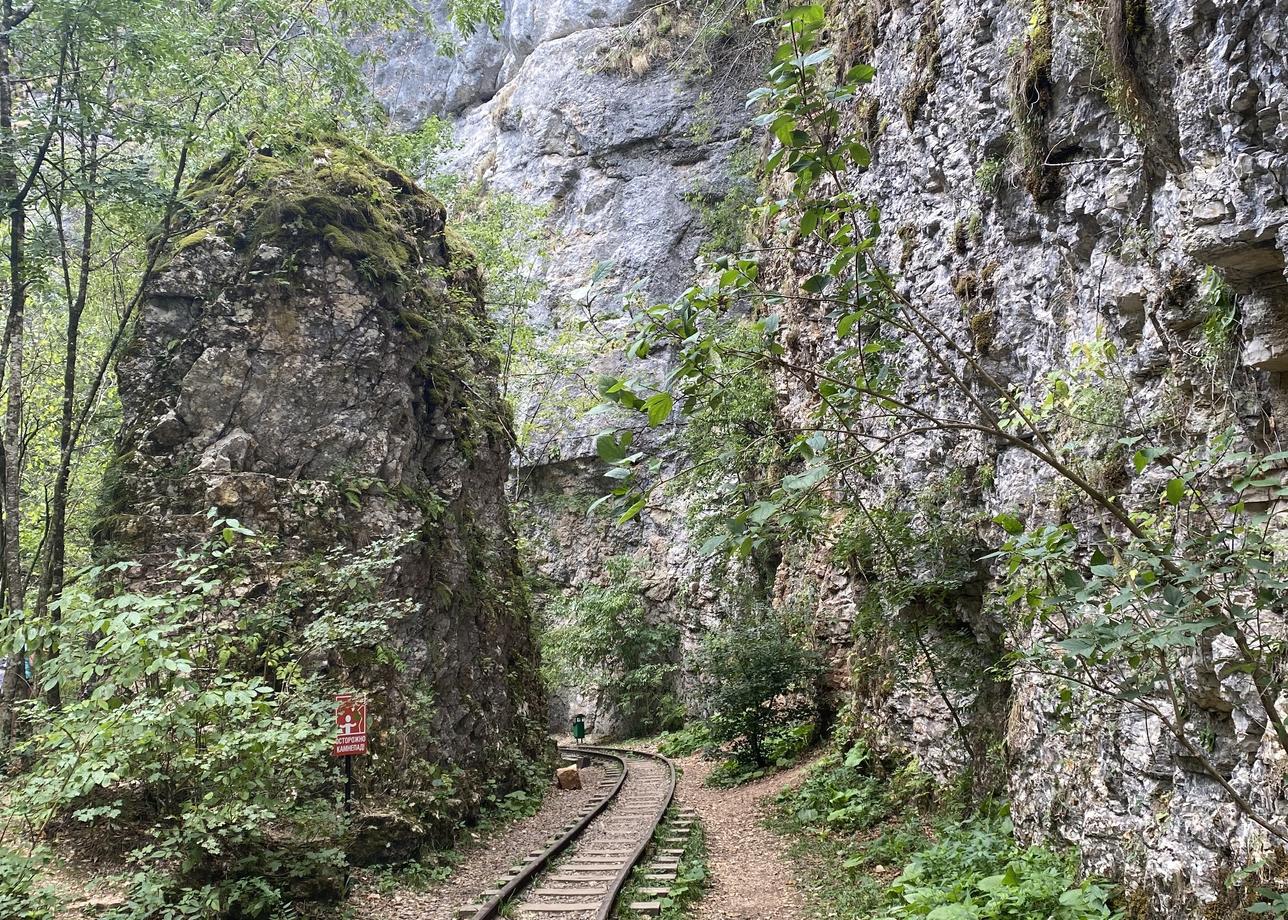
[105,137,548,833]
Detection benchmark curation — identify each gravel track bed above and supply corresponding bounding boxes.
[347,763,606,920]
[509,752,670,920]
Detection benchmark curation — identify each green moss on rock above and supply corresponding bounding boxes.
[900,0,942,127]
[177,134,506,450]
[1009,0,1057,201]
[175,227,215,250]
[185,134,444,296]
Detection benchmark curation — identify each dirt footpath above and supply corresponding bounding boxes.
[673,755,816,920]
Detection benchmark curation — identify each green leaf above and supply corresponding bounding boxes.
[1057,637,1097,658]
[781,4,825,25]
[993,512,1025,535]
[617,497,646,523]
[596,433,626,464]
[772,114,796,146]
[977,873,1008,893]
[645,392,673,427]
[699,534,728,557]
[926,906,977,920]
[837,311,864,337]
[1165,477,1185,505]
[782,464,829,492]
[803,272,829,293]
[845,63,876,83]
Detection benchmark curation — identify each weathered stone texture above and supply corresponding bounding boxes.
[767,0,1288,913]
[361,2,764,735]
[104,137,547,839]
[365,0,1286,909]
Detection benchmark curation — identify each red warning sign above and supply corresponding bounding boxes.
[333,694,368,757]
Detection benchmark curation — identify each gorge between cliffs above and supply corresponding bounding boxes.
[0,1,1281,919]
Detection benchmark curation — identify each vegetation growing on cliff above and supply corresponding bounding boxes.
[1010,0,1056,200]
[539,555,683,737]
[592,3,1288,910]
[598,0,774,80]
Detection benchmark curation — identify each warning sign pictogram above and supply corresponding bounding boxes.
[333,694,368,757]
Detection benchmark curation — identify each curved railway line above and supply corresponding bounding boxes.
[456,746,689,920]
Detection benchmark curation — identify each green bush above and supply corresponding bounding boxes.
[540,556,681,737]
[693,611,824,769]
[2,519,418,918]
[884,812,1119,920]
[656,722,716,758]
[0,848,56,920]
[769,729,1119,920]
[704,721,816,787]
[775,739,932,833]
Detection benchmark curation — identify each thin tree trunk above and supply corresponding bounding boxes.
[36,132,97,710]
[0,0,27,742]
[0,5,62,741]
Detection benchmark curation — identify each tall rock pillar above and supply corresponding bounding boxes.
[100,135,547,837]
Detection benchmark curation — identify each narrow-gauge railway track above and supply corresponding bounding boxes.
[457,746,681,920]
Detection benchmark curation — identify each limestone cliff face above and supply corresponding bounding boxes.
[103,137,547,837]
[363,0,1284,908]
[769,0,1287,913]
[362,2,764,735]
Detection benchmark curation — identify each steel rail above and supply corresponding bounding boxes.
[466,747,628,920]
[465,745,676,920]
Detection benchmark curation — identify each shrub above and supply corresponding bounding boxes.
[776,739,932,834]
[704,722,816,787]
[657,721,717,758]
[0,848,56,920]
[540,556,681,737]
[693,611,824,768]
[884,812,1118,920]
[2,518,416,918]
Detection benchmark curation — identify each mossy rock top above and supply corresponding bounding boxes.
[182,134,459,298]
[151,133,502,463]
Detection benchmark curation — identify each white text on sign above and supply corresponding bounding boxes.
[333,694,368,757]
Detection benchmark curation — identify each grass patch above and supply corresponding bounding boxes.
[367,853,459,893]
[647,720,816,789]
[703,721,815,788]
[614,809,709,919]
[656,722,717,758]
[768,735,1122,920]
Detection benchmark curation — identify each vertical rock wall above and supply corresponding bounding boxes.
[103,136,547,834]
[362,0,1285,910]
[362,2,767,736]
[767,0,1287,913]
